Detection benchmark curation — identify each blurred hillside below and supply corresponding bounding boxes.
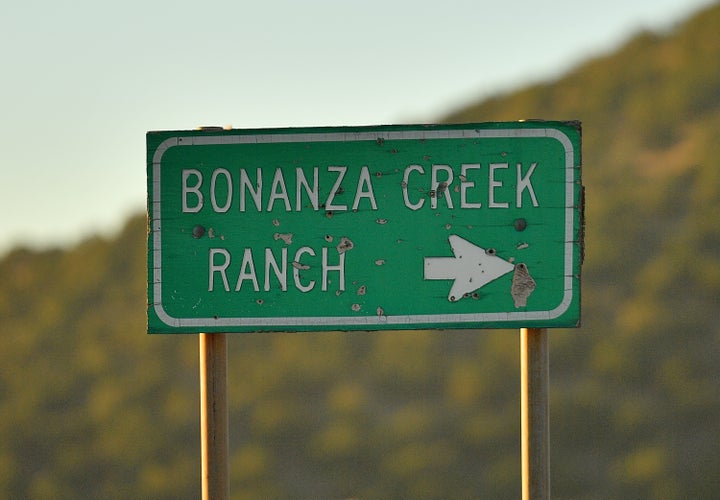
[2,3,719,498]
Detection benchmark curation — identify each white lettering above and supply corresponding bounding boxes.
[235,248,259,291]
[267,168,291,212]
[325,166,347,211]
[208,248,230,291]
[211,245,347,294]
[182,169,203,213]
[351,166,378,211]
[239,168,262,212]
[460,163,482,209]
[296,167,319,211]
[264,247,287,291]
[293,247,316,292]
[402,165,425,210]
[431,164,454,209]
[488,162,509,208]
[210,168,232,213]
[516,162,539,208]
[321,247,346,291]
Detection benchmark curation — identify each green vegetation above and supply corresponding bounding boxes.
[2,3,719,497]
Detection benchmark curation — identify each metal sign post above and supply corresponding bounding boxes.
[199,333,228,500]
[521,327,549,499]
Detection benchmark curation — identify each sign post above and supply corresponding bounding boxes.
[199,332,228,500]
[521,327,549,499]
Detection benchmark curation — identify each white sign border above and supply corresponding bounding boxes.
[151,127,576,329]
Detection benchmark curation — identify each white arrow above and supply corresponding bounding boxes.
[424,235,515,302]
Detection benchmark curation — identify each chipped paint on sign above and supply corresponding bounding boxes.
[511,263,537,308]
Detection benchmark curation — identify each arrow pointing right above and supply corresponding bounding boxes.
[424,235,515,302]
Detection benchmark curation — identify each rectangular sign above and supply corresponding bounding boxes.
[147,122,582,333]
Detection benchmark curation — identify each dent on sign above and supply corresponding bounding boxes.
[147,122,582,333]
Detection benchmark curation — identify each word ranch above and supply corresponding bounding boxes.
[207,245,348,293]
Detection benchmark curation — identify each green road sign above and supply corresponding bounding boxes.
[147,122,582,333]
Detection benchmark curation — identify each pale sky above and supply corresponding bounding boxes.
[1,0,714,256]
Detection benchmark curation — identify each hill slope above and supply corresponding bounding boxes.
[1,3,719,498]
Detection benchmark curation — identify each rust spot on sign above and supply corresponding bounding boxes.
[273,233,293,245]
[337,237,354,254]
